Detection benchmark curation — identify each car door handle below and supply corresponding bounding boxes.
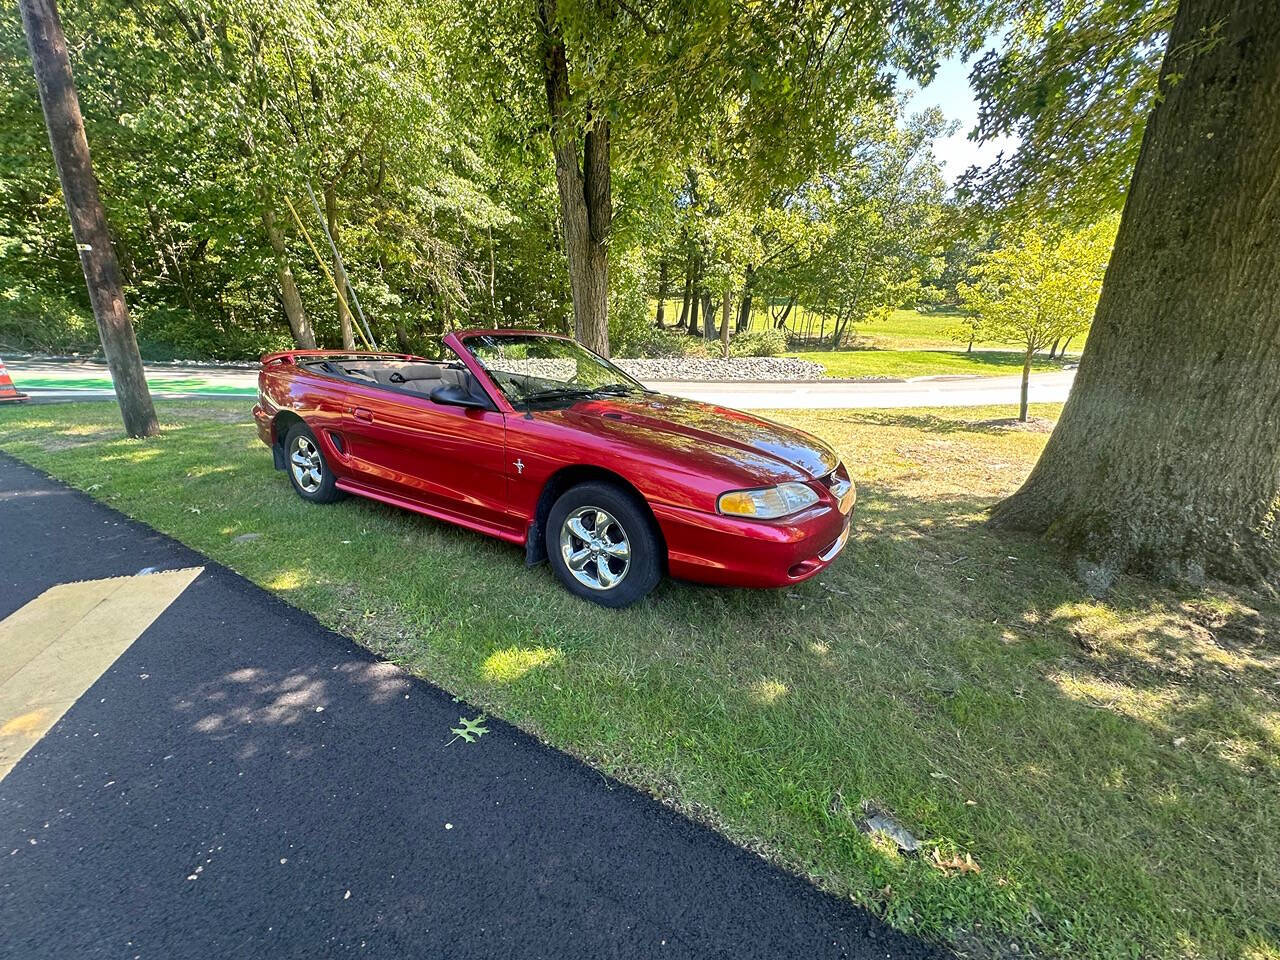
[352,406,373,423]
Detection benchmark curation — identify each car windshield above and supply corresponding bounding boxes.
[462,334,645,407]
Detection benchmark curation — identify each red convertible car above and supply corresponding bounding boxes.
[253,330,855,607]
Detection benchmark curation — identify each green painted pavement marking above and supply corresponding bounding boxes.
[17,375,255,394]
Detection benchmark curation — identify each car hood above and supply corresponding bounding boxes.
[551,393,840,485]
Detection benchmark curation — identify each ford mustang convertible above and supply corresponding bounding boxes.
[253,330,855,607]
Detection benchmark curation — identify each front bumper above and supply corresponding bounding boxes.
[653,496,853,589]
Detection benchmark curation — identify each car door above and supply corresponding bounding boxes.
[339,367,511,537]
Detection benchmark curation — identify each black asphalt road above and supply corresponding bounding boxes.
[0,453,943,960]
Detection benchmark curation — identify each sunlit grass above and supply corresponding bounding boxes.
[1,398,1275,960]
[787,348,1071,380]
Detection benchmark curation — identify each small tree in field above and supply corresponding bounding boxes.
[949,309,984,353]
[958,221,1113,421]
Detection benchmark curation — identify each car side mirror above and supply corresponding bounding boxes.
[430,383,490,410]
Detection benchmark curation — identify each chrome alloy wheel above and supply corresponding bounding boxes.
[290,434,324,493]
[558,506,631,591]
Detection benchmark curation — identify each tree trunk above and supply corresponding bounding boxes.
[19,0,156,438]
[720,289,731,359]
[774,295,795,330]
[677,255,692,329]
[537,0,610,356]
[1018,347,1032,423]
[393,316,411,353]
[990,0,1280,590]
[1060,336,1074,356]
[261,200,315,348]
[654,259,669,328]
[966,334,974,353]
[702,295,715,341]
[1047,336,1061,359]
[736,282,753,332]
[322,183,355,350]
[687,257,701,336]
[487,225,496,311]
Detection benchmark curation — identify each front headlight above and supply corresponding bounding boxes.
[718,482,820,520]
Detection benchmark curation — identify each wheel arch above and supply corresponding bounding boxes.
[526,465,667,570]
[270,410,306,470]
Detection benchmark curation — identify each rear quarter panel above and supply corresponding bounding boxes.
[256,362,352,478]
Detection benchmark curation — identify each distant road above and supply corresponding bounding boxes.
[649,371,1076,409]
[6,358,1075,409]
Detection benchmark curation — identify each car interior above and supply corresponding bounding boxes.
[302,358,491,405]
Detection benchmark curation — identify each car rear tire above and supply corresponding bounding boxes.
[283,422,344,504]
[547,482,661,608]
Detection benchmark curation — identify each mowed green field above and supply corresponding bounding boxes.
[787,348,1069,380]
[1,400,1274,960]
[651,304,1084,378]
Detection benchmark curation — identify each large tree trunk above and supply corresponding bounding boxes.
[990,0,1280,590]
[260,200,315,348]
[536,0,610,356]
[323,183,355,350]
[19,0,156,438]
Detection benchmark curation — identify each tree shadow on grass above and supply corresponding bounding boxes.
[827,409,1057,436]
[815,486,1280,955]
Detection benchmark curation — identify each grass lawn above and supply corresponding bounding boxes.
[1,400,1275,960]
[653,302,1081,378]
[788,348,1071,380]
[784,306,989,351]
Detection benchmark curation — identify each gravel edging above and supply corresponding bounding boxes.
[615,357,825,381]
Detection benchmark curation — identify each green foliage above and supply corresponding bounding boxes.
[0,280,95,353]
[807,107,952,348]
[957,218,1117,352]
[629,326,711,359]
[961,0,1174,222]
[1,0,964,361]
[729,328,786,358]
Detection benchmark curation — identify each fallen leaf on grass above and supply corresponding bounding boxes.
[931,848,981,875]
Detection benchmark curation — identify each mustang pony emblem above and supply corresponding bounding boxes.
[513,458,525,474]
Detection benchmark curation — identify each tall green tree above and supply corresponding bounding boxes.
[17,0,156,436]
[496,0,969,355]
[988,0,1280,590]
[958,219,1114,421]
[812,107,949,349]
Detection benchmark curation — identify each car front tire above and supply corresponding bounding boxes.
[547,482,662,608]
[283,422,344,504]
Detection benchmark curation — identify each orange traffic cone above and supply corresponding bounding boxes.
[0,357,29,404]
